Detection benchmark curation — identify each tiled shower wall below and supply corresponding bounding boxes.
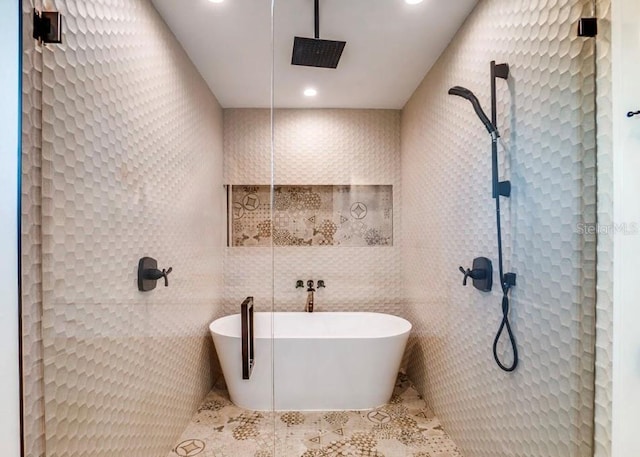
[21,2,45,456]
[594,0,613,455]
[401,0,597,456]
[22,1,226,456]
[223,109,402,315]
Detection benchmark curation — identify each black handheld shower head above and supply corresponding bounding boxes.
[448,86,496,135]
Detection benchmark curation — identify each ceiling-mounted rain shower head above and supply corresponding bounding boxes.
[448,86,497,135]
[291,0,346,69]
[292,37,346,69]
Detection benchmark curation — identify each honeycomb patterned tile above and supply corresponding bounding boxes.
[21,2,45,456]
[223,109,404,317]
[20,1,610,457]
[31,0,227,455]
[401,0,597,456]
[594,0,613,455]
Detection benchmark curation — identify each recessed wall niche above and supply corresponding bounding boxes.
[229,185,393,247]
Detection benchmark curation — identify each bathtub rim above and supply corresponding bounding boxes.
[209,311,412,340]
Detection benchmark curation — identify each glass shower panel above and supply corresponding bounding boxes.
[270,1,409,454]
[270,0,597,456]
[36,1,274,456]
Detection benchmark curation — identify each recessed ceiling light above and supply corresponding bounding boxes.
[405,0,423,4]
[208,0,224,3]
[304,88,317,97]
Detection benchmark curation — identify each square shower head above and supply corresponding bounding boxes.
[291,36,346,69]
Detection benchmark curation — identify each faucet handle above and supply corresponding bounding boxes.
[162,267,172,287]
[459,266,471,286]
[317,280,325,288]
[296,280,304,288]
[307,279,314,289]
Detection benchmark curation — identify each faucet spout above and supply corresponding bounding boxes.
[306,290,314,313]
[297,279,322,312]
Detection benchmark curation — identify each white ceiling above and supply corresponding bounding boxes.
[151,0,479,109]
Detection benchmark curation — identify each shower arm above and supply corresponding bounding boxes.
[314,0,319,39]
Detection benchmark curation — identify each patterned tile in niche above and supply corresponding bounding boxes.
[243,193,261,211]
[351,202,368,219]
[230,185,392,247]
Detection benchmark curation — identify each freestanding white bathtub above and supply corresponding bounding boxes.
[209,312,411,411]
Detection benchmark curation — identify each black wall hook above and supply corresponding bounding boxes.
[627,110,640,118]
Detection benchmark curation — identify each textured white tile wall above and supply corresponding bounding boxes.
[20,3,609,457]
[22,1,227,456]
[401,0,597,456]
[595,0,613,455]
[223,109,403,315]
[21,3,45,456]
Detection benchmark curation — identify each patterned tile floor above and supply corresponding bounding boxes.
[168,373,463,457]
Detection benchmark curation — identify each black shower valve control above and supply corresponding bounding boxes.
[138,257,172,292]
[458,257,493,292]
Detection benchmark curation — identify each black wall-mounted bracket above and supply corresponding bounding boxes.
[503,272,517,290]
[578,17,598,37]
[497,180,511,198]
[33,9,62,44]
[459,257,493,292]
[138,257,173,292]
[627,110,640,118]
[492,62,509,80]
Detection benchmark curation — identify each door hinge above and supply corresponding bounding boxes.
[33,8,62,44]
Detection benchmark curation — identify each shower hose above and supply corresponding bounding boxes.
[493,291,518,371]
[492,176,518,372]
